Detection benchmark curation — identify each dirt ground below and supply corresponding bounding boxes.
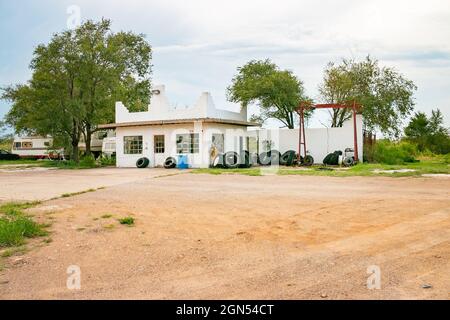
[0,168,449,299]
[0,167,172,201]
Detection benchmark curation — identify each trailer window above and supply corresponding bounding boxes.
[176,133,199,154]
[13,142,21,149]
[154,135,165,154]
[22,141,32,148]
[123,136,143,154]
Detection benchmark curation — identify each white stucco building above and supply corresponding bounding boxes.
[99,85,259,168]
[99,84,363,168]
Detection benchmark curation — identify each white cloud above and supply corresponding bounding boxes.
[2,0,450,126]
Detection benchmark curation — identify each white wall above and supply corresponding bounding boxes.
[248,115,363,163]
[115,122,248,168]
[116,84,247,124]
[116,115,363,167]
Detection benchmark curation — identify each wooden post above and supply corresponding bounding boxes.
[352,102,359,162]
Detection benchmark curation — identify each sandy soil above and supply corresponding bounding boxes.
[0,167,175,201]
[0,168,449,299]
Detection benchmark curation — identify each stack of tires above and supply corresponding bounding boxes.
[258,150,280,166]
[279,150,297,166]
[212,150,252,169]
[258,149,314,166]
[322,150,354,166]
[211,149,314,169]
[212,149,314,169]
[323,150,342,165]
[301,155,314,166]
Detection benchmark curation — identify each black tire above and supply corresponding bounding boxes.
[269,150,281,165]
[239,150,252,168]
[323,153,333,165]
[258,151,271,165]
[280,150,296,166]
[343,156,354,167]
[303,155,314,166]
[136,157,150,168]
[163,157,177,169]
[212,154,225,168]
[329,153,339,165]
[224,151,239,169]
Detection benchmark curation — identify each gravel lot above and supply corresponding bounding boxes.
[0,168,449,299]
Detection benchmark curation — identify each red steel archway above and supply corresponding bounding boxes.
[296,101,362,164]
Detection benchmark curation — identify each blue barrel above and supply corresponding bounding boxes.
[177,155,189,169]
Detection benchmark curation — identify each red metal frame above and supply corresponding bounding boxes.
[296,101,361,164]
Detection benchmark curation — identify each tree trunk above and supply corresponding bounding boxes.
[331,109,339,127]
[288,111,294,129]
[71,139,79,163]
[85,126,92,157]
[71,120,80,163]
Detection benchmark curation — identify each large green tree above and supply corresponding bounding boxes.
[227,59,311,129]
[404,109,450,154]
[319,56,417,137]
[1,19,152,161]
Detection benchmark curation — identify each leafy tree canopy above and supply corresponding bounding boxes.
[1,19,152,161]
[227,59,311,129]
[319,56,417,137]
[404,109,450,154]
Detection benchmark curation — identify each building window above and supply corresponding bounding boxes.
[212,134,224,153]
[123,136,143,154]
[154,135,165,153]
[176,133,199,154]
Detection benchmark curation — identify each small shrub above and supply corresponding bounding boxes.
[0,216,47,247]
[118,217,135,226]
[0,201,48,247]
[100,156,116,166]
[79,155,97,168]
[372,140,418,165]
[0,201,41,216]
[443,153,450,164]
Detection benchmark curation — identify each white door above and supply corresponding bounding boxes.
[153,135,166,167]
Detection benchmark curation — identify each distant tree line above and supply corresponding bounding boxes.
[404,109,450,154]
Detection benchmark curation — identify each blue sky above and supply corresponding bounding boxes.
[1,0,450,131]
